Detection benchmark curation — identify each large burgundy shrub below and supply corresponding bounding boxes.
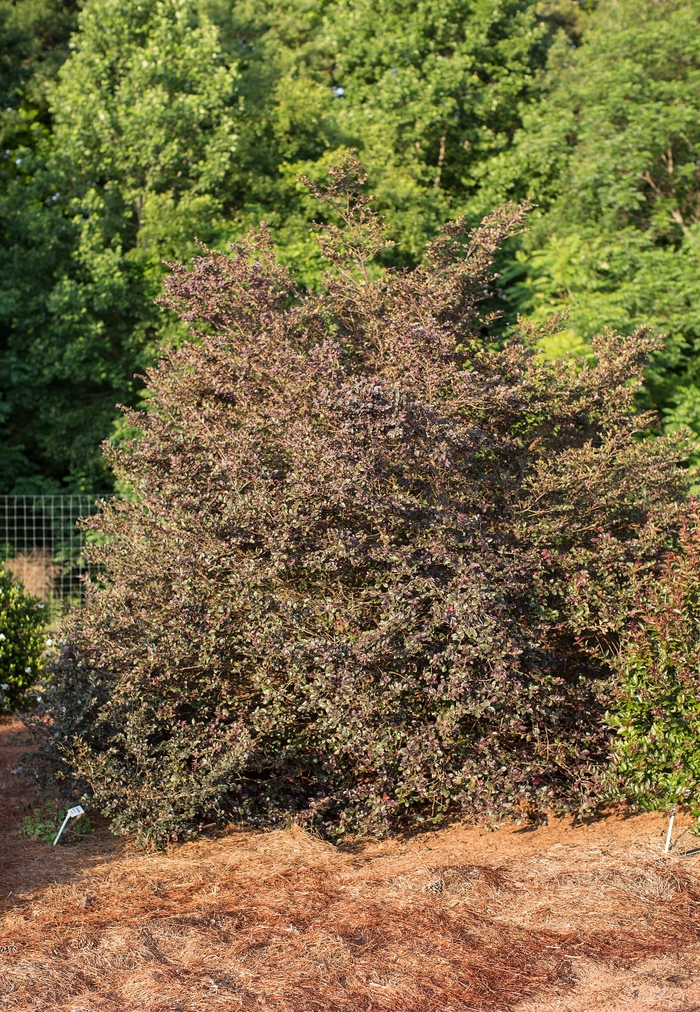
[33,160,687,845]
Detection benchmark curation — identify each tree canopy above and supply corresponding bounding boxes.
[0,0,575,490]
[481,0,700,470]
[0,0,699,489]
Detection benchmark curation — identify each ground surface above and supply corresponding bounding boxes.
[2,719,700,1011]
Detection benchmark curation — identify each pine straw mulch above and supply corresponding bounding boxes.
[2,720,700,1011]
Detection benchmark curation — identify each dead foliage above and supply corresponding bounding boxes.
[5,551,59,601]
[3,723,700,1010]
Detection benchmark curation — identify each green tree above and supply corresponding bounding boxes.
[0,562,48,710]
[0,0,576,489]
[0,0,78,152]
[476,0,700,470]
[0,0,239,490]
[0,0,78,488]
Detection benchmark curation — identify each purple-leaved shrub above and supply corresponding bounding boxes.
[31,159,688,845]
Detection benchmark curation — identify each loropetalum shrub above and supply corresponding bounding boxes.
[31,159,688,845]
[608,503,700,816]
[0,565,48,711]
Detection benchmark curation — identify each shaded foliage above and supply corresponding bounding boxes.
[31,162,688,845]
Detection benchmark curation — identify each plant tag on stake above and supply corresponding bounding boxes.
[53,805,85,846]
[664,804,677,854]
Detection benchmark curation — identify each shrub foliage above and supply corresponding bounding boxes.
[0,565,47,710]
[33,160,687,845]
[609,503,700,815]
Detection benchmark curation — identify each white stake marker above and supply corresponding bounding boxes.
[53,805,85,846]
[664,803,677,854]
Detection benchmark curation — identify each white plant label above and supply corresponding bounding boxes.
[53,805,86,845]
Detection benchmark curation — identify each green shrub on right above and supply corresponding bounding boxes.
[609,505,700,815]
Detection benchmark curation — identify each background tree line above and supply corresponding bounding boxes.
[0,0,698,492]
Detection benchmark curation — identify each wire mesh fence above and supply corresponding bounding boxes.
[0,495,112,609]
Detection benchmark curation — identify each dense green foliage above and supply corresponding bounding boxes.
[482,0,700,466]
[30,166,687,845]
[0,563,47,708]
[2,0,700,489]
[0,0,580,490]
[0,0,79,488]
[0,0,239,490]
[609,505,700,815]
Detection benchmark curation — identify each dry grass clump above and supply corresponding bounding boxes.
[3,721,700,1011]
[5,551,59,601]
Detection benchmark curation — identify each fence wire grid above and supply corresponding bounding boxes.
[0,495,112,608]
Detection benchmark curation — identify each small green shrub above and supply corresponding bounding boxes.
[0,566,48,710]
[609,504,700,816]
[22,805,93,845]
